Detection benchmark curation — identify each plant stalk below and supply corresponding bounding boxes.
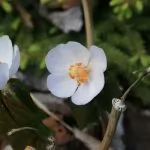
[101,70,149,150]
[81,0,93,48]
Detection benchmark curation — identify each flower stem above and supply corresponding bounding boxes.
[81,0,93,48]
[101,69,150,150]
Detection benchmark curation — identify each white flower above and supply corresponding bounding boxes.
[45,42,107,105]
[2,144,13,150]
[0,35,20,90]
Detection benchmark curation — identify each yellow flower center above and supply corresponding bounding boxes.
[69,63,89,84]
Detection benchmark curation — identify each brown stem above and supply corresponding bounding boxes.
[81,0,93,48]
[120,71,148,103]
[13,0,33,28]
[101,70,149,150]
[31,93,101,150]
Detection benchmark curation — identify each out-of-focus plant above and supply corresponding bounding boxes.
[110,0,144,20]
[1,0,150,149]
[0,0,150,109]
[1,0,13,13]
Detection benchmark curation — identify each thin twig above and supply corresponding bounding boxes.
[7,127,37,136]
[81,0,93,48]
[30,93,101,150]
[120,71,148,102]
[101,69,150,150]
[30,93,73,132]
[13,0,33,28]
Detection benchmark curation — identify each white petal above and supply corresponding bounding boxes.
[2,145,14,150]
[71,70,105,105]
[47,74,78,98]
[45,42,89,74]
[9,45,20,77]
[0,63,9,90]
[89,46,107,72]
[0,35,13,68]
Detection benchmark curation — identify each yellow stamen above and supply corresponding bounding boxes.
[69,62,89,84]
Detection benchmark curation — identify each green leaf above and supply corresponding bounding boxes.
[11,18,20,30]
[110,0,122,6]
[0,79,51,149]
[0,79,49,132]
[121,3,129,11]
[125,9,132,19]
[140,55,150,67]
[135,0,143,12]
[20,53,29,70]
[1,1,12,13]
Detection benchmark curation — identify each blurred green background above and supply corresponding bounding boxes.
[0,0,150,149]
[0,0,150,105]
[0,0,149,105]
